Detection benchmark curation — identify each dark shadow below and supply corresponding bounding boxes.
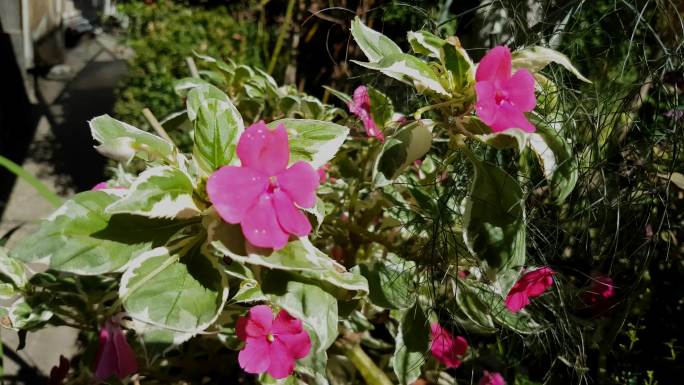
[0,20,41,218]
[29,53,127,192]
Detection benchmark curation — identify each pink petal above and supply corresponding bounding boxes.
[479,371,507,385]
[277,161,319,209]
[475,80,499,128]
[273,190,312,237]
[272,309,303,335]
[430,323,468,369]
[489,104,536,133]
[244,305,274,337]
[504,69,536,111]
[92,182,108,191]
[237,121,290,175]
[207,166,268,224]
[504,290,529,313]
[236,316,248,340]
[476,46,512,86]
[277,330,312,360]
[267,339,296,379]
[351,86,371,111]
[238,337,271,374]
[241,194,289,249]
[112,330,138,378]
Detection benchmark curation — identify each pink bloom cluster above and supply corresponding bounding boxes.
[505,267,555,312]
[207,121,319,250]
[348,86,385,142]
[93,317,138,381]
[430,323,468,368]
[475,46,537,133]
[479,371,506,385]
[237,305,311,379]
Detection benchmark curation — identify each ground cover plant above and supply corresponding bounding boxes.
[1,1,683,384]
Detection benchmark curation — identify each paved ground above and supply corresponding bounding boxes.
[0,32,129,382]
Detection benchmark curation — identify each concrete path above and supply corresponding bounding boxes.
[0,32,129,383]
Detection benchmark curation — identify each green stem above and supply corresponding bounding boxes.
[0,155,62,208]
[267,0,296,75]
[338,341,394,385]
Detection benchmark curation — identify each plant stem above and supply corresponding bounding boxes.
[142,107,175,144]
[267,0,296,75]
[185,56,199,78]
[338,340,394,385]
[0,155,62,208]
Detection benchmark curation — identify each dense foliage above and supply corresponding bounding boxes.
[1,1,682,385]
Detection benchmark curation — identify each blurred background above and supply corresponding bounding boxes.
[0,1,682,384]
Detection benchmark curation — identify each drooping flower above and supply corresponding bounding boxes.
[93,317,138,381]
[207,121,319,250]
[475,46,537,133]
[479,371,506,385]
[49,355,70,385]
[317,163,329,184]
[430,323,468,368]
[505,267,555,312]
[348,85,384,142]
[236,305,311,379]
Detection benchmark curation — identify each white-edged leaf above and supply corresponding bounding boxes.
[350,17,402,62]
[267,119,349,169]
[528,124,578,203]
[90,115,174,163]
[512,46,591,83]
[0,283,15,300]
[373,119,434,187]
[120,246,228,334]
[10,191,190,275]
[352,54,450,96]
[7,298,53,330]
[462,157,526,274]
[206,217,367,300]
[0,248,27,288]
[106,166,199,219]
[392,304,430,385]
[407,30,445,58]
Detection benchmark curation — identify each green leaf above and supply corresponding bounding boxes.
[106,166,200,219]
[512,46,591,83]
[407,30,445,58]
[90,115,174,163]
[441,43,475,92]
[187,84,244,172]
[120,245,228,334]
[373,120,434,187]
[7,298,53,330]
[130,318,193,362]
[0,283,15,300]
[208,219,367,300]
[350,17,402,63]
[462,157,526,273]
[353,54,450,97]
[322,86,352,104]
[302,197,327,233]
[527,124,578,203]
[393,304,430,385]
[267,119,349,169]
[0,248,27,288]
[261,270,338,352]
[10,191,190,275]
[174,77,212,97]
[360,254,416,310]
[367,86,394,128]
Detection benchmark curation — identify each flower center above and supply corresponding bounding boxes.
[494,90,508,106]
[266,333,275,343]
[267,176,279,193]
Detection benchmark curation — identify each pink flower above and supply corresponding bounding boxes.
[479,371,506,385]
[348,86,384,142]
[92,182,109,190]
[93,317,138,381]
[430,323,468,368]
[317,163,329,184]
[207,121,319,250]
[581,275,615,314]
[505,267,555,312]
[475,46,536,133]
[236,305,311,379]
